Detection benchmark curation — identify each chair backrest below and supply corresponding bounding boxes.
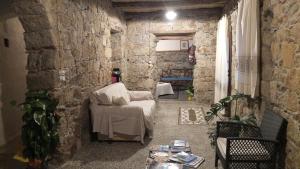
[260,111,285,140]
[91,82,130,105]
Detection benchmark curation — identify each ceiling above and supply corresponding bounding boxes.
[112,0,227,13]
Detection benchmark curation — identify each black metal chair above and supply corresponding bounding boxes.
[215,111,286,169]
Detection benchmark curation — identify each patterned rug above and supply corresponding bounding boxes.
[179,107,206,125]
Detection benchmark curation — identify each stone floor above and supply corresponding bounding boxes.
[0,136,25,169]
[0,100,220,169]
[158,90,188,101]
[51,101,219,169]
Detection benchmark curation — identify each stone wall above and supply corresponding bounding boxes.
[126,12,218,104]
[261,0,300,168]
[13,0,126,158]
[111,32,127,82]
[156,51,192,75]
[225,0,300,168]
[51,0,126,158]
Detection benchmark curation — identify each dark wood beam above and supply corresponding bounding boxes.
[113,0,226,13]
[124,8,222,20]
[152,30,196,36]
[156,36,194,40]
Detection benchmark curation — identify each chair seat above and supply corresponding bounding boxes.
[217,137,271,160]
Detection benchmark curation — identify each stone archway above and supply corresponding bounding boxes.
[13,0,58,91]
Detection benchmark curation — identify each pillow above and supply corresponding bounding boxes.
[112,96,129,105]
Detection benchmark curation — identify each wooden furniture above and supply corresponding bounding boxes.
[215,111,287,169]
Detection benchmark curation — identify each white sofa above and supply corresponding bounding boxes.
[90,82,155,143]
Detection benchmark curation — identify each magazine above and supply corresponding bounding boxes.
[169,152,205,168]
[148,161,183,169]
[173,140,186,147]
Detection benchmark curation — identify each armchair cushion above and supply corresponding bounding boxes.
[112,96,129,105]
[217,137,227,158]
[217,137,272,161]
[128,91,153,101]
[92,83,130,105]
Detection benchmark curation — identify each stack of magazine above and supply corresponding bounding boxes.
[170,140,191,153]
[169,151,205,168]
[147,140,204,169]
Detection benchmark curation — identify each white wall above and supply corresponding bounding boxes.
[0,83,5,146]
[156,40,181,51]
[0,17,27,146]
[156,39,194,51]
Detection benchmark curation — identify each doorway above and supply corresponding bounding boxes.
[155,34,195,100]
[0,17,27,148]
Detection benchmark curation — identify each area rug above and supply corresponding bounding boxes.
[179,107,206,125]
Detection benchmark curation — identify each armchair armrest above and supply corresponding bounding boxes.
[217,121,261,138]
[128,91,153,101]
[226,137,278,161]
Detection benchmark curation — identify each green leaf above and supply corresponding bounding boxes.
[10,100,17,106]
[33,112,45,126]
[21,90,59,160]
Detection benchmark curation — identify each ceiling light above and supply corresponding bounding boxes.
[165,10,177,21]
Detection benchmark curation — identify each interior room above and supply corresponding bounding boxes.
[0,0,299,169]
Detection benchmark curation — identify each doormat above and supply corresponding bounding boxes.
[179,107,206,125]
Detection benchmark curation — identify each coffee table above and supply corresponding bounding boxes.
[145,141,203,169]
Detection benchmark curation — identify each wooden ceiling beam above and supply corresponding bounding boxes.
[112,0,226,13]
[124,8,222,20]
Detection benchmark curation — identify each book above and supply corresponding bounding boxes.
[174,152,197,163]
[170,140,191,153]
[169,152,205,168]
[148,161,183,169]
[184,156,205,168]
[173,140,186,147]
[159,145,170,152]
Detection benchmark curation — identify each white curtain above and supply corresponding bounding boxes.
[235,0,260,97]
[214,15,229,104]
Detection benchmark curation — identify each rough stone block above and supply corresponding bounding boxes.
[24,29,57,49]
[280,41,296,68]
[27,70,59,90]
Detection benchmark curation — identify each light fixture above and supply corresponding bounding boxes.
[165,10,177,21]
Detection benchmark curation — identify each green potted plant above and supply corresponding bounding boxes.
[185,86,194,101]
[19,90,59,169]
[205,91,259,146]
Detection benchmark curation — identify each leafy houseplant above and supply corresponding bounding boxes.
[205,91,259,146]
[20,90,59,168]
[185,86,194,101]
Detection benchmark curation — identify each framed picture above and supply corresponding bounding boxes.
[180,40,189,50]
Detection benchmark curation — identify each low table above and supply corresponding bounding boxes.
[146,141,204,169]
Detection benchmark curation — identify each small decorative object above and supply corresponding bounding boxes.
[188,45,196,65]
[17,90,59,169]
[185,86,194,101]
[180,40,189,50]
[112,68,121,83]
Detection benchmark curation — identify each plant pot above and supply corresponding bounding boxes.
[28,159,43,169]
[187,96,193,101]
